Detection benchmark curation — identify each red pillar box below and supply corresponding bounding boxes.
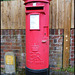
[23,0,51,75]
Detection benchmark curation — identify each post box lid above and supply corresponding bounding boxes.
[23,0,51,4]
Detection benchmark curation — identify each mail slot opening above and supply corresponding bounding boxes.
[26,7,44,11]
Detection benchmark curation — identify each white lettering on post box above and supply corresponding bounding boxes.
[33,3,36,6]
[30,15,39,29]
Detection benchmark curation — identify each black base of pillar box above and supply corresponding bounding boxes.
[25,66,50,75]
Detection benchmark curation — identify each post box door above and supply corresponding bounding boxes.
[26,12,49,70]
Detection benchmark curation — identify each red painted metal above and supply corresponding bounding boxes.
[24,0,51,4]
[24,0,51,70]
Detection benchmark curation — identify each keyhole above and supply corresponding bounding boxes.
[44,33,46,35]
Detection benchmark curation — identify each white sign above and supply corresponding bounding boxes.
[30,15,39,29]
[33,3,36,6]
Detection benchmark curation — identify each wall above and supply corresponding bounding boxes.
[1,30,26,68]
[1,29,74,68]
[49,29,63,68]
[70,29,74,67]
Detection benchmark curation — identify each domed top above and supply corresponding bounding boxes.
[23,0,51,4]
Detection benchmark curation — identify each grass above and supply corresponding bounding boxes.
[55,66,74,73]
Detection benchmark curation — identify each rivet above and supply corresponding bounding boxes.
[66,39,68,41]
[66,47,68,49]
[66,35,68,37]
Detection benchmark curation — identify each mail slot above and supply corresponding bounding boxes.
[26,6,44,10]
[23,0,51,75]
